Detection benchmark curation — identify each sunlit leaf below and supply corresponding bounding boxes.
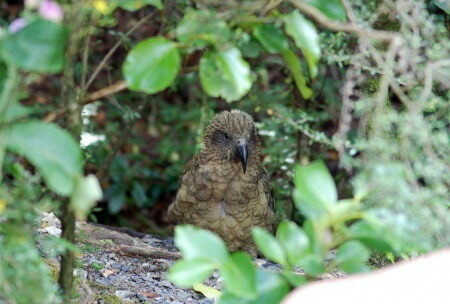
[167,258,215,287]
[284,11,321,78]
[193,283,221,299]
[0,19,68,73]
[5,121,82,195]
[253,24,289,54]
[174,225,229,263]
[293,160,337,219]
[252,227,287,266]
[199,47,251,102]
[220,252,256,299]
[281,50,312,99]
[306,0,347,21]
[123,37,180,94]
[71,175,102,218]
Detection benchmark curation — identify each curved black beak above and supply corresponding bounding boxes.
[236,140,248,174]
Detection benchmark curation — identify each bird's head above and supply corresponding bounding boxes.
[203,110,260,174]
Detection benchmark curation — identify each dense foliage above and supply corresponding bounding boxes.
[0,0,449,303]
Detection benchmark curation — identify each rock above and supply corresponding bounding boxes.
[115,290,134,299]
[74,268,88,282]
[44,226,62,236]
[136,294,146,302]
[121,265,132,272]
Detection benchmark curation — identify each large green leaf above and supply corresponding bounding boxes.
[306,0,347,21]
[5,121,82,195]
[281,49,312,99]
[252,227,287,266]
[71,175,102,218]
[218,270,290,304]
[167,258,215,287]
[220,252,256,299]
[114,0,162,11]
[336,240,371,273]
[349,220,395,253]
[253,24,289,54]
[2,102,35,123]
[298,254,324,275]
[176,10,232,49]
[293,160,337,219]
[0,19,68,73]
[276,221,309,267]
[199,47,252,102]
[435,0,450,13]
[123,37,180,94]
[284,11,321,78]
[174,225,229,263]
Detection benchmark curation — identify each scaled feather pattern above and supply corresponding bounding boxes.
[167,110,275,256]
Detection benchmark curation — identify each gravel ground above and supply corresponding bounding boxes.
[37,212,342,304]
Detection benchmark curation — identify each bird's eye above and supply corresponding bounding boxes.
[224,133,229,139]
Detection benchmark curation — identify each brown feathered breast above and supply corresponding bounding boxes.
[167,110,275,256]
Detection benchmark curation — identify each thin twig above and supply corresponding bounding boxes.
[289,0,400,41]
[85,11,158,90]
[43,81,128,122]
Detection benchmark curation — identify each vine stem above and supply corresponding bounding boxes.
[0,66,20,182]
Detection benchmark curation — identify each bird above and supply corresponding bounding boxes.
[167,109,275,256]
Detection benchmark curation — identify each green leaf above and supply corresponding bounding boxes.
[123,37,180,94]
[237,37,262,59]
[253,24,289,54]
[293,160,337,219]
[105,184,126,214]
[131,182,148,208]
[298,254,324,275]
[114,0,162,11]
[174,225,229,263]
[167,258,215,287]
[435,0,450,14]
[281,49,312,99]
[306,0,347,21]
[220,252,256,299]
[336,240,371,273]
[252,227,287,266]
[193,283,221,299]
[2,102,35,123]
[71,174,102,218]
[349,220,394,253]
[284,11,321,78]
[199,48,252,102]
[276,221,309,267]
[282,271,307,287]
[176,10,232,48]
[0,19,68,73]
[5,121,82,195]
[218,270,290,304]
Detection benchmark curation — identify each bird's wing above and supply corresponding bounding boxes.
[176,154,200,190]
[259,166,275,212]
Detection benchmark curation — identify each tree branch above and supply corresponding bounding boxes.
[289,0,400,41]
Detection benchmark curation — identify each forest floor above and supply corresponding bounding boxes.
[37,213,343,304]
